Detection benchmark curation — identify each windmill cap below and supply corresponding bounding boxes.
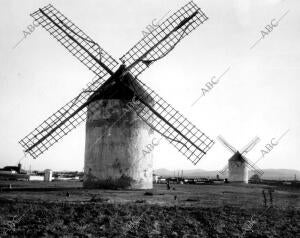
[229,151,244,162]
[89,72,154,102]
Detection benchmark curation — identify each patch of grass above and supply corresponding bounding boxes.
[0,200,298,237]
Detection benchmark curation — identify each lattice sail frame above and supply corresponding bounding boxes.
[125,75,214,165]
[31,4,119,77]
[19,76,106,158]
[121,1,208,77]
[241,137,260,155]
[217,135,237,154]
[241,155,264,176]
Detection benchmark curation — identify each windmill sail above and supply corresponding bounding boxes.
[217,135,237,154]
[218,164,229,175]
[31,4,119,77]
[240,136,260,155]
[241,155,264,176]
[122,74,214,165]
[18,75,113,159]
[120,1,208,77]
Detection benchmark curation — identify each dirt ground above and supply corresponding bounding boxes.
[0,182,299,237]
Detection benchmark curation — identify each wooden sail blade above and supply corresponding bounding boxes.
[18,75,111,159]
[120,1,208,77]
[218,164,229,175]
[217,135,238,154]
[122,74,214,165]
[241,155,264,176]
[240,136,260,155]
[31,4,119,77]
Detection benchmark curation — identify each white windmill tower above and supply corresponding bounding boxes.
[217,136,264,183]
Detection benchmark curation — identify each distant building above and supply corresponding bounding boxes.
[0,163,29,180]
[0,163,26,174]
[44,169,53,182]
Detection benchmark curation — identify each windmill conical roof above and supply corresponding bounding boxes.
[93,71,153,103]
[229,151,244,162]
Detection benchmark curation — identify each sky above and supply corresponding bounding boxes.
[0,0,299,172]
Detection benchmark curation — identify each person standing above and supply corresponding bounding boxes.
[166,180,170,190]
[262,189,267,207]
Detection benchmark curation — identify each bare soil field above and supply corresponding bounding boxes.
[0,182,299,237]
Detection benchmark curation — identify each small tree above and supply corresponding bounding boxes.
[250,174,261,183]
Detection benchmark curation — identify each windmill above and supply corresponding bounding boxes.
[19,1,214,189]
[217,136,264,183]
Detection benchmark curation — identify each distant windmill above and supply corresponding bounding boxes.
[19,2,214,189]
[218,136,264,183]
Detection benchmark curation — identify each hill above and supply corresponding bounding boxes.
[154,168,300,180]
